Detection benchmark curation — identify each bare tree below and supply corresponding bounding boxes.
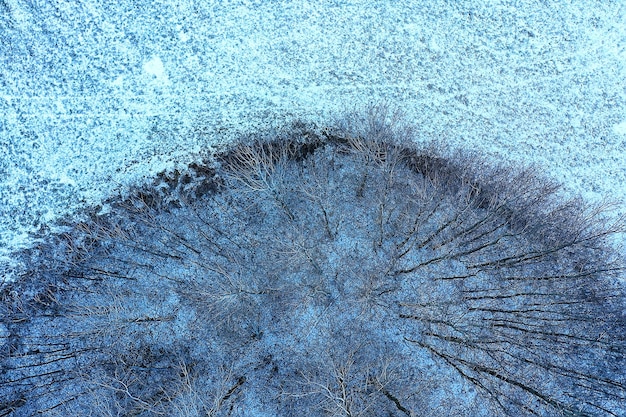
[2,115,625,416]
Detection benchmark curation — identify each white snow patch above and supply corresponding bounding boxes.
[97,203,112,216]
[0,231,32,284]
[41,208,56,223]
[112,75,125,87]
[5,0,30,29]
[178,31,190,42]
[612,120,626,135]
[143,56,171,86]
[58,172,76,186]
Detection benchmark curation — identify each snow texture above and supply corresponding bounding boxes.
[1,0,626,282]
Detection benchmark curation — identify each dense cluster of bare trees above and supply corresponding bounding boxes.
[2,117,625,416]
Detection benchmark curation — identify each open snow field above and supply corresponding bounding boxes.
[1,0,626,281]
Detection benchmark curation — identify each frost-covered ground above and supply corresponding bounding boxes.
[1,0,626,281]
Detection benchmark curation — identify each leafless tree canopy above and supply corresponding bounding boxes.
[2,118,625,416]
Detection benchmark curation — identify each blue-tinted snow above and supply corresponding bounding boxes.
[1,0,625,282]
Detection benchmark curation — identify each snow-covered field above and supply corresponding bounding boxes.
[1,0,626,281]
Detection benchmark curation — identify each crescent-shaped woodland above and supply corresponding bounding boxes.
[2,116,625,416]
